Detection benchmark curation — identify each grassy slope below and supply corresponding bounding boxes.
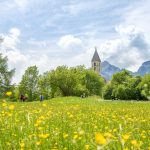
[0,97,150,150]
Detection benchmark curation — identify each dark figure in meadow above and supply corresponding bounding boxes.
[20,94,27,102]
[40,94,44,102]
[81,93,86,99]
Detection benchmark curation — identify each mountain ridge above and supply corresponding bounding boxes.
[101,60,150,80]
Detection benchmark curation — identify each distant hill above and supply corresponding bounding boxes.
[101,61,121,80]
[101,60,150,80]
[136,60,150,76]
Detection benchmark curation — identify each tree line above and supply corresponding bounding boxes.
[0,54,150,101]
[103,70,150,100]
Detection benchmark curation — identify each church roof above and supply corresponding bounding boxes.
[91,48,101,62]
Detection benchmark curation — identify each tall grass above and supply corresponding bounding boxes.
[0,97,150,150]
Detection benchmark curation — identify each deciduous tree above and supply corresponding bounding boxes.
[19,66,39,101]
[0,54,15,98]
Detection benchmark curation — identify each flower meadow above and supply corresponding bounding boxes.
[0,97,150,150]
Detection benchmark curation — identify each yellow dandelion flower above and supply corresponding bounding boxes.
[113,128,117,132]
[131,140,139,147]
[95,133,107,145]
[142,135,146,139]
[36,120,42,124]
[34,119,42,127]
[63,133,68,139]
[122,134,130,141]
[6,91,12,96]
[42,103,47,107]
[34,123,38,127]
[20,142,25,148]
[8,113,12,117]
[69,114,74,118]
[6,142,11,146]
[39,133,49,139]
[85,144,90,150]
[39,116,45,120]
[79,130,84,135]
[2,103,7,107]
[73,134,78,139]
[36,141,41,145]
[94,125,98,129]
[9,105,15,110]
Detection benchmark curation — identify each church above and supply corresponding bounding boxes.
[91,47,101,75]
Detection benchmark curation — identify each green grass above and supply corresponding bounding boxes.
[0,97,150,150]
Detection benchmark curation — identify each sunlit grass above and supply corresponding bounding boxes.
[0,97,150,150]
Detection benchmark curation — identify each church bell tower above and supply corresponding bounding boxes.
[91,47,101,74]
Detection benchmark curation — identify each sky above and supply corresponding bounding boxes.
[0,0,150,83]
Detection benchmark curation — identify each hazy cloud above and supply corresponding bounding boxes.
[100,25,150,71]
[58,35,84,53]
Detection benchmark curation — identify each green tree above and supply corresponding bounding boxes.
[126,76,143,100]
[104,70,131,100]
[0,54,15,98]
[103,82,113,99]
[103,70,144,100]
[85,70,104,96]
[19,66,39,101]
[111,70,132,85]
[112,84,129,100]
[44,65,105,97]
[38,72,52,99]
[138,74,150,100]
[49,66,84,97]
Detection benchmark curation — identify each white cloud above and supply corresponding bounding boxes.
[99,25,150,71]
[1,28,20,51]
[0,28,54,83]
[3,49,53,84]
[116,25,140,37]
[58,35,83,50]
[123,0,150,40]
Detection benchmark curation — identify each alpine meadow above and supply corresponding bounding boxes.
[0,0,150,150]
[0,97,150,150]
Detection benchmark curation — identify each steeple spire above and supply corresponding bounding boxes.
[91,47,101,62]
[91,47,101,74]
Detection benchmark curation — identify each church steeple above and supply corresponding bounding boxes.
[91,47,101,74]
